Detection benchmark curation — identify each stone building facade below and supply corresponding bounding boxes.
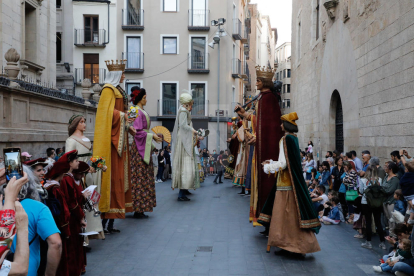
[291,0,414,161]
[0,0,96,158]
[0,0,57,84]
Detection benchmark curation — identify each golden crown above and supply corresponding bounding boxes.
[105,59,127,72]
[255,65,276,80]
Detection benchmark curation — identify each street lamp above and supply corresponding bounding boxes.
[210,18,226,152]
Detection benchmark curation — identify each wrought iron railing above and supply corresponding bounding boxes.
[188,9,210,27]
[232,19,242,40]
[232,58,241,77]
[188,53,209,70]
[74,29,106,45]
[162,99,177,116]
[74,68,106,85]
[122,8,144,27]
[122,52,144,70]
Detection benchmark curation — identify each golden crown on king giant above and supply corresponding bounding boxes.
[255,65,276,80]
[105,59,127,72]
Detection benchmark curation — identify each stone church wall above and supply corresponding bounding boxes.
[291,0,414,162]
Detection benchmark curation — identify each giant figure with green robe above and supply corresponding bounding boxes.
[263,112,321,254]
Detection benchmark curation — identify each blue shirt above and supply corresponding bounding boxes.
[11,199,60,276]
[362,164,369,172]
[353,157,363,172]
[320,170,331,187]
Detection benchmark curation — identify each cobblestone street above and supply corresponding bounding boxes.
[86,176,387,276]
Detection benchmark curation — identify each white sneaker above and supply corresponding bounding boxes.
[373,266,382,273]
[361,241,372,249]
[379,242,387,250]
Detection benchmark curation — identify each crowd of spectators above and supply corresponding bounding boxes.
[303,143,414,275]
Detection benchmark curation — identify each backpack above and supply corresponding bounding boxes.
[43,186,61,220]
[364,182,388,208]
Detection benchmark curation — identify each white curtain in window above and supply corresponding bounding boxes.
[191,0,206,26]
[127,37,141,68]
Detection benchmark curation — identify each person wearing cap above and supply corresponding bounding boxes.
[262,112,321,255]
[43,158,71,276]
[21,152,32,163]
[23,158,49,201]
[59,150,89,276]
[171,91,204,201]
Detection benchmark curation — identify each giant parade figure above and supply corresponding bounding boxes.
[263,112,321,255]
[235,66,284,229]
[93,59,133,232]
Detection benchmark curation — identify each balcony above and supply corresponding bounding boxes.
[74,29,106,47]
[74,68,106,85]
[232,19,242,40]
[122,52,144,73]
[122,8,144,30]
[232,58,241,78]
[241,60,248,79]
[188,53,209,74]
[159,99,178,116]
[188,9,210,31]
[241,26,248,44]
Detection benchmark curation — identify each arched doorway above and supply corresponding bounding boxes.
[332,90,344,153]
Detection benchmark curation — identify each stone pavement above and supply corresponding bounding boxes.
[86,176,388,276]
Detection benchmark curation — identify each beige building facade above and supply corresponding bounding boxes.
[292,0,414,161]
[58,0,276,152]
[275,42,291,114]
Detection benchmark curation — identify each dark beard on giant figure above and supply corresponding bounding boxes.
[255,89,284,221]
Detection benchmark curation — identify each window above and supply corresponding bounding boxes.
[84,54,100,84]
[162,83,177,115]
[25,3,36,62]
[126,36,142,68]
[287,69,291,78]
[191,0,207,26]
[126,82,141,96]
[84,16,99,43]
[163,37,178,54]
[56,33,62,63]
[283,70,286,79]
[282,100,285,109]
[163,0,177,12]
[276,72,279,80]
[191,37,206,69]
[286,99,291,108]
[191,83,206,116]
[283,85,285,94]
[287,84,291,93]
[316,0,320,40]
[56,0,61,8]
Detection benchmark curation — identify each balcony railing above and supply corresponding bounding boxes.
[74,29,106,47]
[232,58,241,78]
[122,8,144,30]
[122,52,144,73]
[241,26,248,44]
[188,9,210,31]
[74,68,106,85]
[188,53,209,73]
[241,60,248,79]
[232,19,242,40]
[161,99,177,116]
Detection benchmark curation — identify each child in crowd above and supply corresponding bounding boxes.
[316,165,323,181]
[321,197,341,225]
[390,189,407,225]
[373,238,412,273]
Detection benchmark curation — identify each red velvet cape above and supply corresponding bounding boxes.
[255,90,284,217]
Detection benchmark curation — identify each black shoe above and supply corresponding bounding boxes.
[219,182,223,184]
[104,229,111,235]
[133,212,149,219]
[177,197,191,201]
[108,228,121,233]
[185,190,192,195]
[84,246,92,253]
[237,191,245,195]
[260,230,269,236]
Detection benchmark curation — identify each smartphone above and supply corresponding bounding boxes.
[3,148,24,181]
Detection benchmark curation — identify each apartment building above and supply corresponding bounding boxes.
[57,0,254,151]
[275,42,291,114]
